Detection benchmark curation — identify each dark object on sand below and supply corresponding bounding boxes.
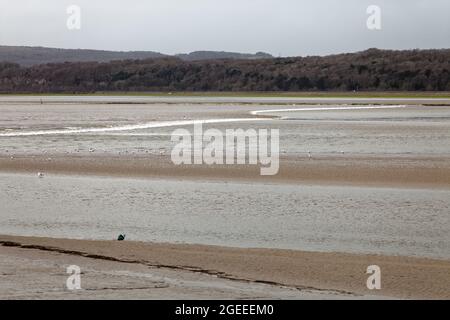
[117,234,126,241]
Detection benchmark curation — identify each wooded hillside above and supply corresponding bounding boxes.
[1,48,449,93]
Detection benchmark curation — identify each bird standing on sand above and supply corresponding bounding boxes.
[37,172,44,178]
[117,234,126,241]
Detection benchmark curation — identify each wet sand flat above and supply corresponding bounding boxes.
[1,154,450,189]
[0,235,448,299]
[0,244,327,300]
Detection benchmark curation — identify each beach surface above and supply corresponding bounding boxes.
[1,154,450,189]
[0,236,450,299]
[1,235,449,300]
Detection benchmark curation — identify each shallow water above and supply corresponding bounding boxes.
[0,173,449,259]
[1,103,450,157]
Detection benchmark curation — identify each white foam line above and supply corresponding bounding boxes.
[0,118,267,137]
[250,105,407,115]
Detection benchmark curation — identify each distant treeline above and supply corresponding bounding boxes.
[0,48,449,93]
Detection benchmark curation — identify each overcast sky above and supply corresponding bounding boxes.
[0,0,449,56]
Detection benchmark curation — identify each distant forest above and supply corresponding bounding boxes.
[0,45,273,66]
[0,48,449,93]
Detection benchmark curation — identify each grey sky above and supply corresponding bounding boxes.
[0,0,449,56]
